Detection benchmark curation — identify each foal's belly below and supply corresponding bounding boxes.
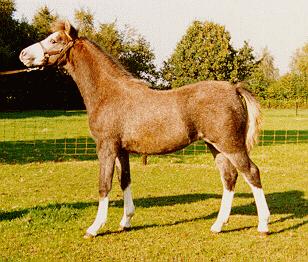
[122,119,192,155]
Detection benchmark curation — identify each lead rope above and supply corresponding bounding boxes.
[0,67,43,76]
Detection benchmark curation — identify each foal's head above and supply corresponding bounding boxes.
[20,20,78,67]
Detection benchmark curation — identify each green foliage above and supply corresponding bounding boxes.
[161,21,258,88]
[119,26,159,85]
[0,0,15,17]
[32,5,58,39]
[231,41,256,82]
[247,48,279,99]
[0,0,37,68]
[95,22,123,58]
[264,44,308,102]
[267,73,308,100]
[74,8,95,39]
[290,43,308,75]
[0,0,20,66]
[162,21,235,88]
[74,9,158,86]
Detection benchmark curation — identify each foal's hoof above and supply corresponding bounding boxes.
[210,223,222,234]
[83,232,95,239]
[119,226,131,232]
[259,231,270,237]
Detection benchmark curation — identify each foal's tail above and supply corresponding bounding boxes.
[236,83,261,152]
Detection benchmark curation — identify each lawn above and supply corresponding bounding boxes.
[0,144,308,261]
[261,108,308,130]
[0,109,307,260]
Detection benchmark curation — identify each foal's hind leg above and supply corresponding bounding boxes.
[115,150,135,230]
[208,145,238,233]
[226,150,270,234]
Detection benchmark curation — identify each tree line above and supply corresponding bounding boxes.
[0,0,307,110]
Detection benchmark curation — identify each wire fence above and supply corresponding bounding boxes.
[0,109,307,163]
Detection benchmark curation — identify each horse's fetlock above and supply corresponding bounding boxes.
[99,189,108,198]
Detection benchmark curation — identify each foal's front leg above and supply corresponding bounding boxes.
[115,150,135,230]
[84,142,117,239]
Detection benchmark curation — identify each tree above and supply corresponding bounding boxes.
[161,21,236,88]
[73,9,158,85]
[95,22,123,58]
[32,5,57,39]
[119,26,158,85]
[0,0,17,67]
[273,43,308,102]
[290,43,308,99]
[74,8,95,39]
[267,73,307,100]
[0,0,37,69]
[247,47,279,99]
[290,43,308,75]
[230,41,257,83]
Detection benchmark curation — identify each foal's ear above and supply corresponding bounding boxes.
[64,20,78,40]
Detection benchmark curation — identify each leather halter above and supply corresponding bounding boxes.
[38,39,75,67]
[0,35,75,76]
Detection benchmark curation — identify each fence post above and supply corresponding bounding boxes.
[295,101,298,116]
[142,154,148,165]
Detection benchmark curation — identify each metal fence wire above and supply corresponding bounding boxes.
[0,110,307,162]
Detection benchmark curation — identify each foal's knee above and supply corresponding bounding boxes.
[244,162,262,188]
[99,182,112,198]
[216,154,238,191]
[223,171,238,191]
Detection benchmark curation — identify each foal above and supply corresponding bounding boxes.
[19,21,270,238]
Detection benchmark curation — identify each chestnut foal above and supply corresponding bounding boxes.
[19,21,270,238]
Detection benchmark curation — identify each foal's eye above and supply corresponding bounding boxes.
[50,39,57,44]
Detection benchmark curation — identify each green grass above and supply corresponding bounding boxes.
[0,144,308,261]
[0,109,307,260]
[261,108,308,130]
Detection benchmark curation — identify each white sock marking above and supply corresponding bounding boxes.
[86,197,109,236]
[243,176,270,232]
[120,185,135,229]
[251,186,270,232]
[211,189,234,233]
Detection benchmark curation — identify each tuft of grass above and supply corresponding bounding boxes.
[0,144,308,261]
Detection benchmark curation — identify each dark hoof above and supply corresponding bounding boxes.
[83,232,95,239]
[259,231,270,237]
[119,226,131,232]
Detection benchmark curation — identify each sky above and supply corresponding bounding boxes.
[14,0,308,75]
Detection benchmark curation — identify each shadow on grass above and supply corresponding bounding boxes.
[1,190,307,235]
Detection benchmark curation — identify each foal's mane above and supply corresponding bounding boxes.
[51,21,149,88]
[81,38,150,88]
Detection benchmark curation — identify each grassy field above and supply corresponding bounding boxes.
[0,145,308,261]
[0,109,308,260]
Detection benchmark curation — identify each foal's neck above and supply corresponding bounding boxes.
[64,38,131,114]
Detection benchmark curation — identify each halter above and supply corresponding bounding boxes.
[38,39,75,67]
[0,33,75,76]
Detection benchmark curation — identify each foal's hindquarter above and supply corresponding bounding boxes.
[65,40,269,238]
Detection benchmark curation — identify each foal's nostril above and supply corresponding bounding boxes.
[21,50,27,57]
